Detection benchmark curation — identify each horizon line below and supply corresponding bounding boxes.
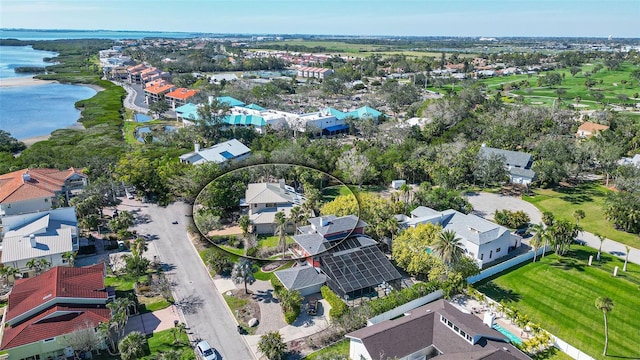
[1,28,637,40]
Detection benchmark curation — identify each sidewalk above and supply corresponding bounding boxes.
[124,305,181,335]
[212,277,331,359]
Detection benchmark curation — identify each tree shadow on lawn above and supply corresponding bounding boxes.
[554,181,603,204]
[476,282,521,303]
[549,257,586,271]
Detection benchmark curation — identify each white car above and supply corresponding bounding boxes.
[196,341,217,360]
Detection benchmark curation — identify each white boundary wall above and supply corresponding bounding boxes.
[467,247,547,284]
[366,290,443,326]
[553,335,596,360]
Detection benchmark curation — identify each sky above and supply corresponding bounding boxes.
[1,0,638,38]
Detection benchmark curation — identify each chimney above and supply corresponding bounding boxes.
[279,179,286,189]
[22,171,31,182]
[29,234,36,248]
[194,143,201,152]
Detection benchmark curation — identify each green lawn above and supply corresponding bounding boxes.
[253,260,294,281]
[322,185,353,202]
[104,275,148,291]
[257,235,295,248]
[93,328,194,360]
[144,328,194,360]
[304,339,350,359]
[523,181,640,249]
[475,247,640,360]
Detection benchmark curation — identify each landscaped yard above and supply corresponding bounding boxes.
[475,246,640,360]
[304,339,350,359]
[144,328,194,360]
[523,181,640,249]
[257,235,295,248]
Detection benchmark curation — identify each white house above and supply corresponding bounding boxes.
[179,139,251,165]
[1,207,79,277]
[399,206,520,268]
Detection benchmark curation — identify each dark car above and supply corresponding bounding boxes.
[306,298,318,316]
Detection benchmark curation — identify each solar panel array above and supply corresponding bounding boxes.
[321,244,402,294]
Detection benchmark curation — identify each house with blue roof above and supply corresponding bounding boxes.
[179,139,251,165]
[175,103,200,125]
[213,96,245,107]
[346,106,384,120]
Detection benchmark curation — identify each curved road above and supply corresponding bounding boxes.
[121,199,253,360]
[466,192,640,265]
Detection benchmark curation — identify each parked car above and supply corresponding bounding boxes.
[195,341,217,360]
[306,298,318,315]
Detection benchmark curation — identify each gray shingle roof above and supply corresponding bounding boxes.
[307,215,368,237]
[479,146,532,168]
[292,233,328,256]
[508,167,536,179]
[274,266,326,291]
[345,299,530,360]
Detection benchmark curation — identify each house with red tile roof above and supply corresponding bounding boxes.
[0,264,112,360]
[144,83,175,105]
[165,88,200,110]
[0,168,87,217]
[576,121,609,138]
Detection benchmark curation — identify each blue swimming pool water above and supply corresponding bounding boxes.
[492,324,523,345]
[134,114,152,122]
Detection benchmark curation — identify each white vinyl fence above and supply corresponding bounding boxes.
[366,290,444,326]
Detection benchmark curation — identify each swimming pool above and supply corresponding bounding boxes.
[492,324,523,345]
[134,113,152,122]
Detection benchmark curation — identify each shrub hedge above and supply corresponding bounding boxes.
[321,285,348,319]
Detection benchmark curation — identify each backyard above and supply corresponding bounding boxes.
[475,246,640,360]
[523,181,640,248]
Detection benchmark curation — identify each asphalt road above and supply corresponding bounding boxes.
[122,198,253,360]
[465,191,640,265]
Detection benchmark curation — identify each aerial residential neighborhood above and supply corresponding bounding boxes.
[0,3,639,360]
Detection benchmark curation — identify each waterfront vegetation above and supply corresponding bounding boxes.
[475,248,640,360]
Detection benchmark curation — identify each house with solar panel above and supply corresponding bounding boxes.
[276,214,402,300]
[291,215,367,263]
[179,139,251,165]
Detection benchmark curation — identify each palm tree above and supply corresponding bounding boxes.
[171,322,187,345]
[433,230,464,269]
[623,245,630,272]
[97,321,117,355]
[529,223,546,262]
[118,331,146,360]
[131,237,148,260]
[231,258,255,294]
[595,296,614,356]
[573,209,585,225]
[288,206,304,233]
[258,331,287,360]
[274,211,288,259]
[62,251,77,267]
[596,233,606,261]
[26,258,51,275]
[0,266,18,285]
[238,215,251,239]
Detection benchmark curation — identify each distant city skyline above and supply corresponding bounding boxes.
[1,0,638,38]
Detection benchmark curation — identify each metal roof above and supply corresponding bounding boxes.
[2,228,74,263]
[179,139,250,165]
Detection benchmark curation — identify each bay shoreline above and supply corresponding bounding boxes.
[4,77,106,146]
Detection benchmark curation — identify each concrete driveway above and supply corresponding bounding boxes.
[124,305,181,335]
[466,192,542,225]
[465,192,640,265]
[122,198,254,360]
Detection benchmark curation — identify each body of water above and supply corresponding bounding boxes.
[0,45,97,140]
[0,45,57,79]
[1,29,204,40]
